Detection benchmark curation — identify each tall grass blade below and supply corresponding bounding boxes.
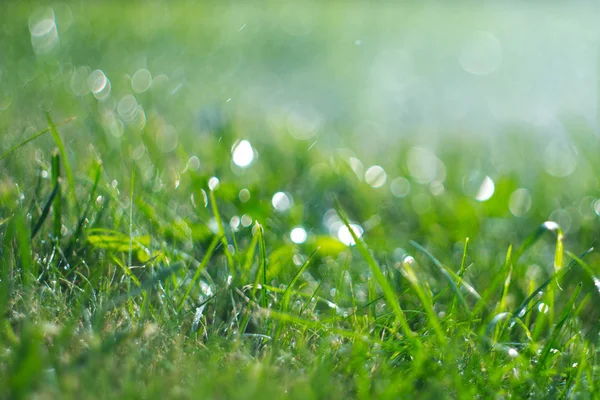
[0,117,75,161]
[177,235,221,312]
[334,199,418,347]
[46,113,75,194]
[30,180,60,240]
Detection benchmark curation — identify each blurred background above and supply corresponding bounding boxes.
[1,1,600,282]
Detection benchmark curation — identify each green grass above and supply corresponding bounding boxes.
[2,2,600,399]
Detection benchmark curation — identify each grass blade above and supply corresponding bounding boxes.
[334,199,418,347]
[0,117,75,161]
[46,113,75,195]
[30,180,60,240]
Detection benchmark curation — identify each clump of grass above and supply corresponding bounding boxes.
[1,112,598,399]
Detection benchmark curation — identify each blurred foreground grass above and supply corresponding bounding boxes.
[1,1,600,399]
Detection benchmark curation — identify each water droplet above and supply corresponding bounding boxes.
[390,177,410,198]
[475,176,495,202]
[365,165,387,188]
[239,188,250,202]
[88,70,111,100]
[231,140,254,167]
[208,177,220,191]
[337,224,363,246]
[290,227,307,244]
[131,69,152,93]
[272,192,292,212]
[509,188,532,217]
[241,214,253,227]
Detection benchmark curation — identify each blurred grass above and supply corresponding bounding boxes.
[1,1,600,399]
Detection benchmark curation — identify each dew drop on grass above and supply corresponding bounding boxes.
[239,188,250,202]
[390,177,410,198]
[131,69,152,93]
[231,140,254,167]
[290,227,307,244]
[475,176,495,202]
[509,188,532,217]
[337,223,363,246]
[208,177,220,191]
[229,216,240,231]
[272,192,292,212]
[241,214,252,227]
[365,165,387,188]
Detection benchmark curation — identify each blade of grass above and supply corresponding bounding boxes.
[30,180,60,240]
[513,247,593,319]
[208,188,235,276]
[51,152,62,242]
[0,117,75,161]
[410,241,471,315]
[46,113,75,196]
[399,258,447,345]
[334,199,418,348]
[536,283,582,373]
[177,234,221,312]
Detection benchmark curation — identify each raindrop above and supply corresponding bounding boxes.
[272,192,292,212]
[88,70,111,100]
[188,156,201,171]
[117,95,138,121]
[239,188,250,202]
[290,227,308,244]
[508,348,519,358]
[538,302,549,314]
[390,177,410,198]
[230,216,241,231]
[594,199,600,216]
[475,176,495,202]
[208,177,220,191]
[509,188,532,217]
[29,7,59,54]
[407,147,442,184]
[338,224,363,246]
[241,214,253,227]
[365,165,387,188]
[131,69,152,93]
[232,140,254,167]
[544,139,577,177]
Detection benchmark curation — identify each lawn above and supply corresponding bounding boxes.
[1,1,600,399]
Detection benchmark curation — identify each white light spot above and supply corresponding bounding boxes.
[188,156,200,171]
[88,70,111,100]
[594,199,600,216]
[241,214,253,227]
[239,188,250,202]
[290,227,308,244]
[407,147,442,184]
[131,69,152,93]
[232,140,254,167]
[459,31,502,75]
[544,139,577,177]
[538,302,549,314]
[272,192,292,212]
[475,176,495,202]
[365,165,387,188]
[509,188,532,217]
[390,177,410,198]
[229,216,240,230]
[117,95,138,121]
[338,224,364,246]
[429,180,445,196]
[208,177,220,191]
[508,348,519,358]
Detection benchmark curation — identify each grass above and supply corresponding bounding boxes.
[2,1,600,399]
